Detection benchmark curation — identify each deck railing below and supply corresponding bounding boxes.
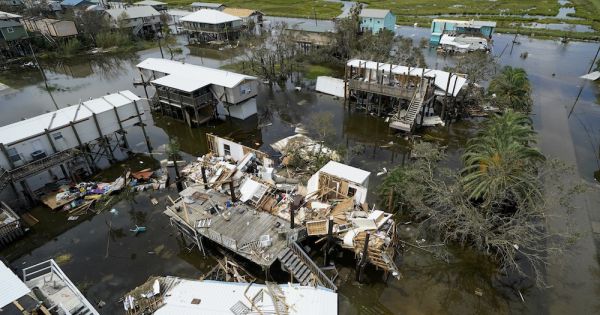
[22,259,99,315]
[10,149,79,182]
[348,79,419,100]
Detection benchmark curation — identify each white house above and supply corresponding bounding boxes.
[307,161,371,204]
[0,91,146,194]
[137,58,258,124]
[105,6,161,35]
[180,9,242,42]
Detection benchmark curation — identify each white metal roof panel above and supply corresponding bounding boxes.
[360,8,391,19]
[153,279,337,315]
[316,76,345,97]
[151,74,211,92]
[0,10,21,19]
[0,261,31,308]
[180,9,241,24]
[320,161,370,185]
[191,2,223,8]
[346,59,467,97]
[134,0,165,5]
[0,91,140,145]
[433,18,497,28]
[106,6,160,20]
[137,58,256,89]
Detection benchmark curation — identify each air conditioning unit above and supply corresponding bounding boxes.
[31,150,47,161]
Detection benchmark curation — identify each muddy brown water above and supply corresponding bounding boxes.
[1,24,599,314]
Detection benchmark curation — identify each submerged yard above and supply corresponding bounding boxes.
[0,9,599,315]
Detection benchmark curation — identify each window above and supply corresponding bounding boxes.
[347,187,357,197]
[6,27,14,33]
[52,132,63,140]
[223,144,231,156]
[7,148,21,162]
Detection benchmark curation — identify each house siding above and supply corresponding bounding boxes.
[0,25,27,41]
[360,12,395,34]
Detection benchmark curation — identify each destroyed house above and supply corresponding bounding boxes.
[180,9,242,43]
[0,11,28,59]
[0,91,146,202]
[164,134,400,290]
[22,18,78,38]
[345,59,467,132]
[430,19,496,46]
[307,161,370,204]
[137,58,258,125]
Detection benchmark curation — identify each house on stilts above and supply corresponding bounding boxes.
[344,59,467,133]
[0,91,150,206]
[136,58,259,126]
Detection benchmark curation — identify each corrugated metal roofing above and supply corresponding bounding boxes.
[359,8,392,19]
[134,0,165,5]
[0,261,31,308]
[181,9,241,24]
[190,2,223,8]
[0,91,140,145]
[0,10,21,19]
[151,74,211,92]
[346,59,468,97]
[320,161,370,185]
[105,6,160,20]
[433,18,497,28]
[153,279,337,315]
[137,58,256,89]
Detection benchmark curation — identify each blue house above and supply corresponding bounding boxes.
[60,0,96,9]
[430,19,496,45]
[359,9,395,34]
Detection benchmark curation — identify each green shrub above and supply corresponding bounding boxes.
[96,32,130,48]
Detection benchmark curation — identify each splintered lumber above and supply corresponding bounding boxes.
[306,219,328,236]
[331,198,354,224]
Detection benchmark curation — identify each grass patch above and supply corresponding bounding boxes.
[304,64,335,79]
[164,0,343,19]
[363,0,561,17]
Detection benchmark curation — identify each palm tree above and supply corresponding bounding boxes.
[461,111,545,207]
[488,66,532,113]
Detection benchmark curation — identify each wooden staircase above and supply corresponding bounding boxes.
[389,83,428,132]
[277,242,337,291]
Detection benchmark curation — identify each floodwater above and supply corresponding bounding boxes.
[1,22,600,314]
